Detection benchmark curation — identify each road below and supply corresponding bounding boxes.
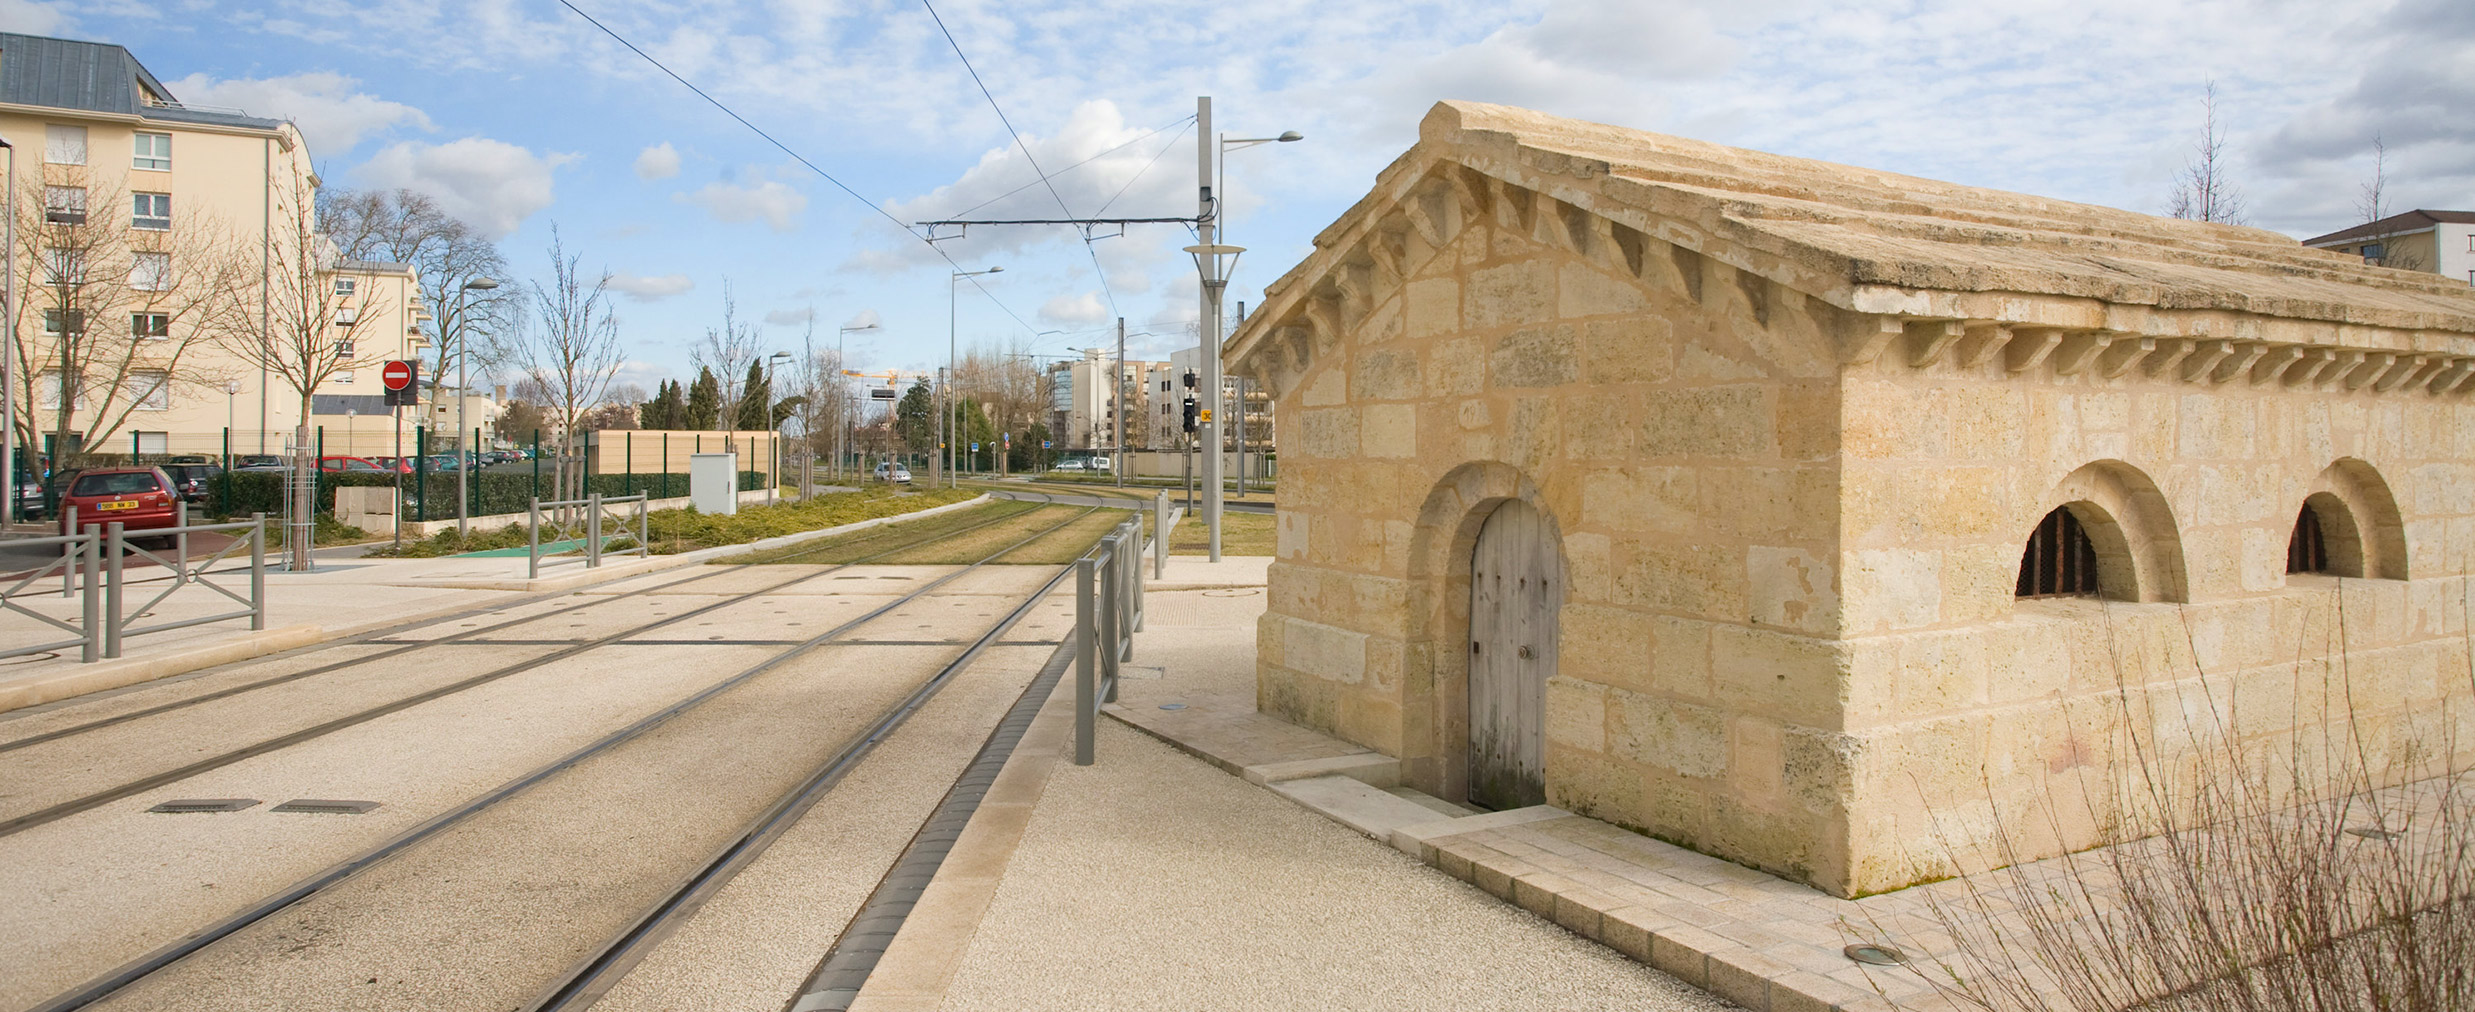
[0,501,1115,1012]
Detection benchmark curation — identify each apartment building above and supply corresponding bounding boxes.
[1,31,429,463]
[1044,350,1166,451]
[2304,209,2475,286]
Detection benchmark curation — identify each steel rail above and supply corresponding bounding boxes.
[0,499,1041,755]
[18,505,1101,1012]
[524,520,1092,1011]
[0,502,1053,836]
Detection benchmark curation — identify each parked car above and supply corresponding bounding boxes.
[157,462,224,503]
[874,462,913,484]
[318,456,388,473]
[1051,459,1086,472]
[57,467,180,537]
[11,471,47,519]
[236,454,283,468]
[368,456,415,474]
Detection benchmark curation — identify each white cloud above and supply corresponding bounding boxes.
[843,309,882,330]
[609,273,695,301]
[352,138,575,239]
[610,359,673,393]
[764,306,815,326]
[168,72,432,156]
[634,142,681,181]
[1040,292,1110,328]
[0,0,73,34]
[681,178,807,231]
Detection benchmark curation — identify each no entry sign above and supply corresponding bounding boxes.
[382,360,419,406]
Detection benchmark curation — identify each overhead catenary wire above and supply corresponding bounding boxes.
[549,0,1040,337]
[944,115,1196,221]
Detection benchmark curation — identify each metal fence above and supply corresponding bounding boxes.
[0,511,268,663]
[527,493,651,580]
[1074,512,1148,766]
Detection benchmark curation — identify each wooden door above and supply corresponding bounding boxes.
[1468,499,1560,810]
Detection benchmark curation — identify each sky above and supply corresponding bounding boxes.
[7,0,2469,396]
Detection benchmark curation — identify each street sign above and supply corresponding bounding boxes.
[870,388,896,400]
[971,442,980,452]
[381,360,419,407]
[1041,440,1052,449]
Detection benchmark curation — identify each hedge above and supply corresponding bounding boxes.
[205,469,766,520]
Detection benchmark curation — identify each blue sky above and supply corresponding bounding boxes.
[10,0,2470,395]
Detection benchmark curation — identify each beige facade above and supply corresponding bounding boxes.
[1047,350,1167,451]
[1229,102,2475,897]
[2305,209,2475,288]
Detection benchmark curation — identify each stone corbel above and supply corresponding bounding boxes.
[2142,337,2197,378]
[2343,351,2395,391]
[1955,323,2010,369]
[2050,331,2113,376]
[1904,320,1964,368]
[2283,347,2342,388]
[2373,354,2429,392]
[2209,342,2269,384]
[1303,289,1348,353]
[2424,357,2474,395]
[2097,336,2156,379]
[2248,344,2306,385]
[2005,328,2065,373]
[2179,339,2236,382]
[1845,317,1903,366]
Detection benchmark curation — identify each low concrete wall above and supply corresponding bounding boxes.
[393,487,777,539]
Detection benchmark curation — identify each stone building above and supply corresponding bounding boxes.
[1225,102,2475,898]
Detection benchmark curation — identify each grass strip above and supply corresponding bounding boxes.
[867,505,1090,565]
[989,507,1134,565]
[1170,509,1274,556]
[730,499,1045,565]
[365,487,980,559]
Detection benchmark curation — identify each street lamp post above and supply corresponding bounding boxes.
[1186,97,1302,562]
[452,277,497,538]
[948,266,1000,489]
[767,350,791,502]
[1218,125,1301,502]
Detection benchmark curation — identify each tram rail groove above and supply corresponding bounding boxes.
[0,502,1056,839]
[19,506,1101,1012]
[0,500,1042,756]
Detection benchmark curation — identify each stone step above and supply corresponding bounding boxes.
[1269,775,1458,841]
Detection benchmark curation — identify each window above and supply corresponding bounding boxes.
[71,471,165,497]
[2017,507,2099,598]
[133,132,171,171]
[333,370,356,385]
[2362,242,2386,261]
[124,371,170,411]
[43,309,85,334]
[129,252,170,292]
[132,193,170,231]
[36,371,86,410]
[334,307,358,325]
[44,125,87,165]
[332,340,356,357]
[2287,505,2328,574]
[43,185,87,224]
[333,278,357,297]
[132,313,170,338]
[44,247,84,285]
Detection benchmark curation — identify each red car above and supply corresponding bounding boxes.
[58,467,181,537]
[318,455,389,473]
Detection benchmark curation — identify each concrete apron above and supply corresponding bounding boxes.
[0,495,992,717]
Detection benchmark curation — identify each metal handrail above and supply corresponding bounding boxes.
[0,530,101,662]
[1074,512,1149,765]
[103,515,268,658]
[529,493,651,579]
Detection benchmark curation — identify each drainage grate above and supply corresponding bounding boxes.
[272,799,382,815]
[149,799,260,814]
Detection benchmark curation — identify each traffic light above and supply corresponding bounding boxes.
[1181,371,1197,390]
[1181,395,1198,434]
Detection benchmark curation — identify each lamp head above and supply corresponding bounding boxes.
[1278,131,1303,142]
[987,265,1003,274]
[464,278,499,291]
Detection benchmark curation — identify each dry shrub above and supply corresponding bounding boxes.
[1882,583,2475,1012]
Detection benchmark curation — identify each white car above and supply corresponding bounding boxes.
[874,462,913,484]
[1052,459,1086,471]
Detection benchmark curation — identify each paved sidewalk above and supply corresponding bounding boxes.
[851,559,1733,1012]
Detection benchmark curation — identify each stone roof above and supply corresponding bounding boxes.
[0,32,287,132]
[1234,102,2475,372]
[2304,209,2475,247]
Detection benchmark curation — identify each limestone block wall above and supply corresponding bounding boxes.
[1830,349,2475,893]
[1254,163,1865,888]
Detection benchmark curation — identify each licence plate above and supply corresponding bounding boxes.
[97,500,138,511]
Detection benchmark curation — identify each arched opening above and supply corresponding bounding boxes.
[2288,503,2329,574]
[2018,506,2101,598]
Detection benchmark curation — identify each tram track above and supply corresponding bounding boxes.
[0,501,1051,838]
[0,497,1037,756]
[19,505,1106,1012]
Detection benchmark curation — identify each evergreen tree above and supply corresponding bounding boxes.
[639,380,686,429]
[685,367,721,429]
[734,361,772,431]
[893,379,933,451]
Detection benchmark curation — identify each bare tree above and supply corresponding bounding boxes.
[693,281,763,450]
[2167,80,2249,225]
[505,226,623,502]
[8,166,247,463]
[318,187,516,410]
[2350,138,2427,272]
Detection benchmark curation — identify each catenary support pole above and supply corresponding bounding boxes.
[1197,95,1224,562]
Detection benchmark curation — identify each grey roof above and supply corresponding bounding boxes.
[311,394,393,417]
[2304,210,2475,247]
[335,259,415,275]
[0,32,286,131]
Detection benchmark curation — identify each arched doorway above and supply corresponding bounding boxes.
[1467,498,1561,810]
